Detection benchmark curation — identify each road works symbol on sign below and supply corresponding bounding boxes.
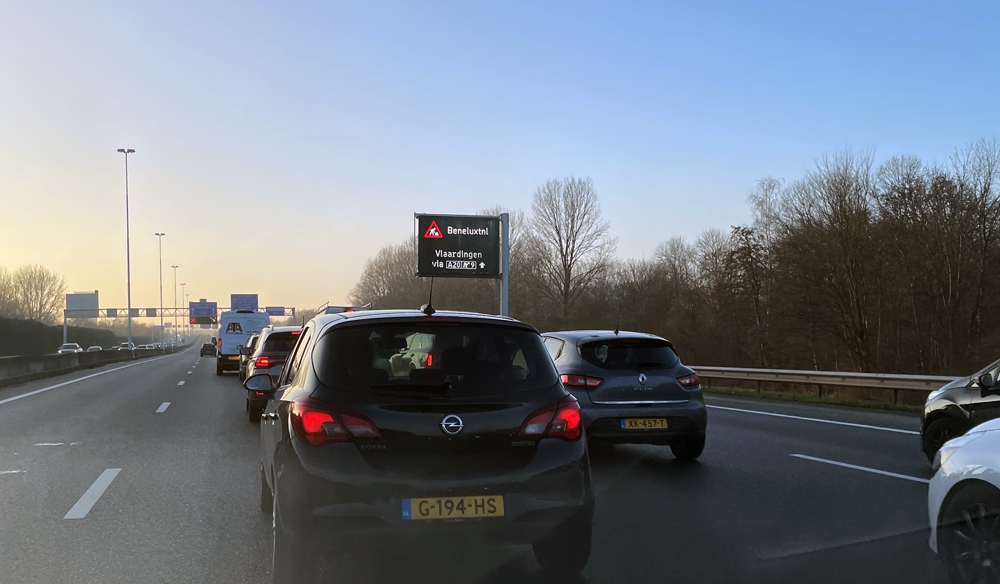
[424,221,444,239]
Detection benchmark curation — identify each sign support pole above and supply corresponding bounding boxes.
[500,213,510,316]
[63,310,68,344]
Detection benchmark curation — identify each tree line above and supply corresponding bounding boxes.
[349,139,1000,376]
[0,265,67,324]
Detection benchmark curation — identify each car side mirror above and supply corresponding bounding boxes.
[244,374,274,395]
[239,346,250,356]
[978,373,996,396]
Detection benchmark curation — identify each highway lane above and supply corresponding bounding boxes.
[0,358,948,583]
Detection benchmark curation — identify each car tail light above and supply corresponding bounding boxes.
[677,373,700,388]
[426,353,433,367]
[255,355,270,368]
[518,396,583,441]
[560,373,603,389]
[289,398,381,446]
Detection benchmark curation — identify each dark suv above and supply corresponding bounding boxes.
[199,342,217,357]
[243,325,302,423]
[247,309,593,582]
[542,330,707,460]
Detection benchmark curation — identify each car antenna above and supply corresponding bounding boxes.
[613,323,619,336]
[421,277,436,316]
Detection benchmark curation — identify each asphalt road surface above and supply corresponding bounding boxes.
[0,343,947,583]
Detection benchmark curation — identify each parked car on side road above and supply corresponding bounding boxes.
[541,330,707,460]
[251,308,593,581]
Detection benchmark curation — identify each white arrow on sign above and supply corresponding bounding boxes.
[479,262,485,268]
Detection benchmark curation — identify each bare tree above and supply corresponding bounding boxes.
[349,239,422,308]
[12,264,67,323]
[530,177,617,324]
[0,267,16,318]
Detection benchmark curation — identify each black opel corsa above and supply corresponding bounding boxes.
[247,309,594,583]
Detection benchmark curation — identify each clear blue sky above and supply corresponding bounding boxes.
[1,0,997,310]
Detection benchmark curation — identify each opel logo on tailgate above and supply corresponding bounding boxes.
[638,373,647,385]
[440,414,464,435]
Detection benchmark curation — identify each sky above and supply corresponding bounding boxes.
[1,0,997,313]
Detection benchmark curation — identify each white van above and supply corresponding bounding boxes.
[217,310,271,375]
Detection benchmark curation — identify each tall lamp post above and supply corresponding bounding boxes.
[180,284,187,339]
[117,148,136,351]
[171,266,179,342]
[155,232,165,350]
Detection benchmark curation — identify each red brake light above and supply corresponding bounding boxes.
[255,355,270,368]
[426,353,434,367]
[518,396,583,441]
[289,399,381,446]
[677,373,700,388]
[560,374,603,389]
[291,331,301,335]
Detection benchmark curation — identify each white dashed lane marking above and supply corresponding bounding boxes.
[790,454,928,484]
[64,469,122,519]
[156,402,170,413]
[177,381,185,386]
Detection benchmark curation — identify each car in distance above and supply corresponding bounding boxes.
[922,358,1000,462]
[118,342,136,351]
[541,330,707,460]
[928,415,1000,583]
[243,326,302,422]
[56,343,84,354]
[238,333,261,382]
[217,310,271,376]
[252,309,593,581]
[86,345,102,352]
[200,342,217,357]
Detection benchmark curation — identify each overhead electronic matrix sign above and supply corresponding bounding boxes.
[189,301,218,325]
[415,214,501,278]
[265,306,285,316]
[231,294,259,311]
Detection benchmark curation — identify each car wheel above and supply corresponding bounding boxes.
[260,467,272,514]
[272,491,316,584]
[216,360,223,376]
[938,481,1000,584]
[670,434,706,461]
[532,504,593,574]
[924,417,968,462]
[249,402,264,424]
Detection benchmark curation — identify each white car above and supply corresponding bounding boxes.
[56,343,83,354]
[928,416,1000,582]
[86,346,102,352]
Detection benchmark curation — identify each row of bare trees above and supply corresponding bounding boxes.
[0,265,68,324]
[350,139,1000,375]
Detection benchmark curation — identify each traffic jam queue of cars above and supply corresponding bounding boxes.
[213,305,707,582]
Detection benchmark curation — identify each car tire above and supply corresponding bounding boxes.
[260,467,272,514]
[670,434,706,461]
[532,504,593,574]
[216,359,223,376]
[272,491,317,584]
[938,480,1000,584]
[923,417,968,462]
[249,402,264,424]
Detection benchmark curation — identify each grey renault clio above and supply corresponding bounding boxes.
[541,330,707,460]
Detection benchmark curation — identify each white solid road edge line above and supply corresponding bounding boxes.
[706,404,920,435]
[0,354,178,407]
[63,468,122,519]
[790,454,929,484]
[177,381,185,386]
[156,402,170,413]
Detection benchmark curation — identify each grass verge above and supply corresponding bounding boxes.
[703,385,923,414]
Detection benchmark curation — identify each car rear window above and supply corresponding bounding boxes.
[579,338,679,370]
[261,331,300,353]
[313,323,559,398]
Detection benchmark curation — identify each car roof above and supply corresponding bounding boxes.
[309,309,534,333]
[541,330,670,344]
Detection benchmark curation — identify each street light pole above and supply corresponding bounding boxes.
[117,148,136,352]
[155,232,165,350]
[171,266,179,342]
[180,284,187,339]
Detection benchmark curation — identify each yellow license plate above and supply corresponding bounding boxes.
[229,356,240,360]
[403,496,504,520]
[621,418,667,430]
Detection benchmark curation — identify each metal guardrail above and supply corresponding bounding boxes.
[692,365,962,403]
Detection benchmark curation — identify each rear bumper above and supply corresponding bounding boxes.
[218,355,241,371]
[579,393,707,444]
[274,438,592,549]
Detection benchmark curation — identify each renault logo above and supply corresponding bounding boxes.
[440,414,464,435]
[638,373,647,384]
